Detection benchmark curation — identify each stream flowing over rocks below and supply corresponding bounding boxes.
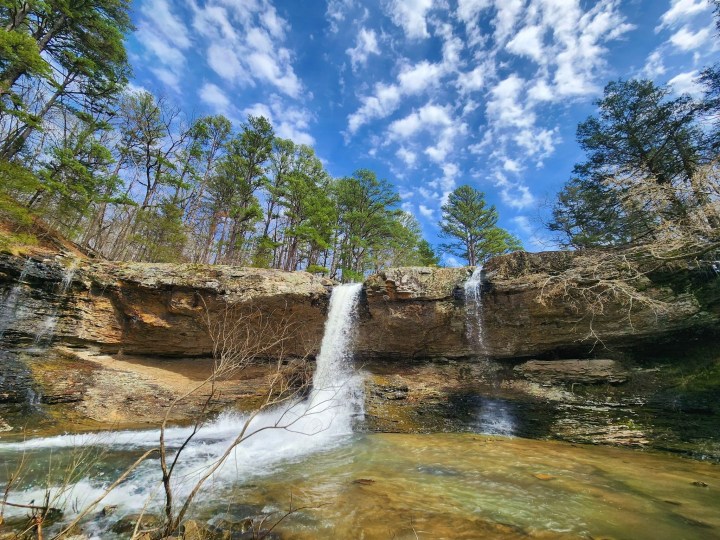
[1,249,719,458]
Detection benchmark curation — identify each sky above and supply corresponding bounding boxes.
[125,0,720,264]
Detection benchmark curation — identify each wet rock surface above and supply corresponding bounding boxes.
[1,249,719,458]
[513,359,629,385]
[360,343,720,460]
[2,249,719,360]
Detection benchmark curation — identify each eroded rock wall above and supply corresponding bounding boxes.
[0,254,332,357]
[356,251,720,360]
[2,249,718,361]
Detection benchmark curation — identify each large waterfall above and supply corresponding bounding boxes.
[0,283,364,520]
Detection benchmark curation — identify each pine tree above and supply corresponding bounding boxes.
[439,185,521,265]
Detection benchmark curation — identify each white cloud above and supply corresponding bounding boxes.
[398,60,445,94]
[642,50,667,78]
[486,75,534,129]
[426,124,468,163]
[506,25,545,62]
[527,79,553,102]
[151,67,181,92]
[134,0,193,85]
[493,0,524,46]
[495,173,536,209]
[669,25,712,51]
[260,3,287,39]
[207,44,253,86]
[345,17,470,136]
[247,51,303,97]
[396,147,417,166]
[456,63,491,94]
[348,83,402,134]
[346,0,634,219]
[346,28,380,71]
[456,0,492,23]
[385,0,435,39]
[657,0,711,30]
[199,83,231,111]
[668,70,703,96]
[514,127,557,159]
[136,26,188,70]
[326,0,355,33]
[140,0,191,51]
[190,0,304,98]
[419,204,435,218]
[243,95,315,145]
[503,158,521,173]
[388,103,453,139]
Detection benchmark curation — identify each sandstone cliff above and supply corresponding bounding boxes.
[358,250,719,359]
[0,254,331,357]
[1,249,718,360]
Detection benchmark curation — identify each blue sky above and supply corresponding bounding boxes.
[125,0,719,264]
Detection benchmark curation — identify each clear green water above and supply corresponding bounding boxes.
[3,432,718,539]
[211,433,720,540]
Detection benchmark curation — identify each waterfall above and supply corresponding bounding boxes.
[0,283,365,518]
[34,260,78,347]
[476,399,516,437]
[0,259,32,341]
[464,266,485,352]
[309,282,363,416]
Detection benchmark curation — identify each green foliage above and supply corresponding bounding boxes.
[0,159,40,199]
[700,65,720,153]
[35,119,118,235]
[575,79,703,185]
[130,201,187,263]
[305,264,329,275]
[549,79,708,248]
[0,0,439,275]
[417,239,440,266]
[439,185,521,265]
[0,161,39,252]
[0,0,133,159]
[334,169,403,280]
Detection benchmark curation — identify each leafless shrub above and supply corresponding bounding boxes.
[538,161,720,346]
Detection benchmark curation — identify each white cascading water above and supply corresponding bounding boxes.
[0,259,32,341]
[477,399,516,437]
[464,267,515,436]
[0,283,364,521]
[33,260,78,346]
[464,266,485,352]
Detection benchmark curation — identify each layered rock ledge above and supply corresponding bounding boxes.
[0,254,331,357]
[358,250,719,359]
[1,249,718,360]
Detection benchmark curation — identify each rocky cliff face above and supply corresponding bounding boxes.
[357,250,720,360]
[2,250,719,448]
[0,253,331,357]
[1,249,718,360]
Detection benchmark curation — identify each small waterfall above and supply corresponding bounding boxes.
[0,283,364,519]
[33,259,78,347]
[0,259,32,340]
[464,266,485,353]
[476,399,516,437]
